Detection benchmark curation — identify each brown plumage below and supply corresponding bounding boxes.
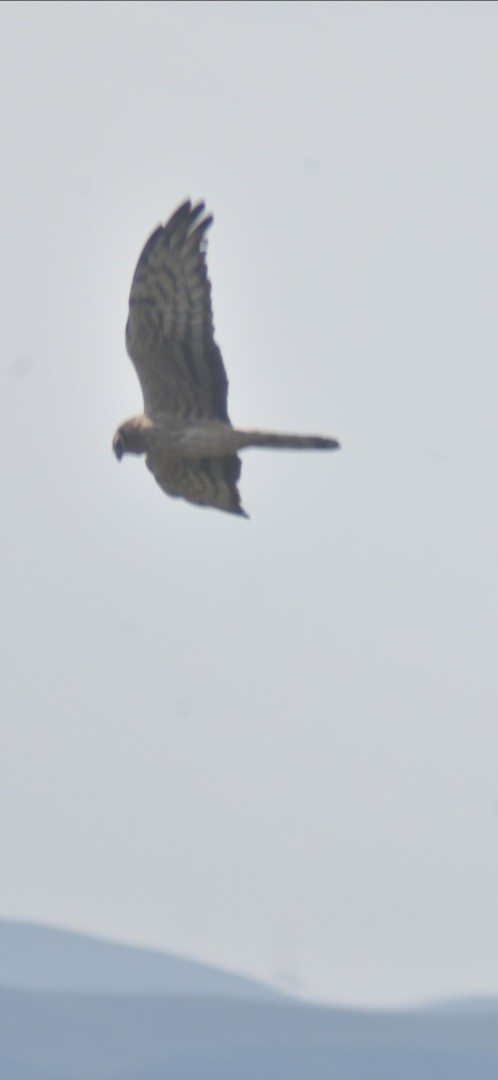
[113,200,339,516]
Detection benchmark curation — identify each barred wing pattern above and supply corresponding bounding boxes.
[126,201,245,514]
[126,201,229,422]
[146,454,247,517]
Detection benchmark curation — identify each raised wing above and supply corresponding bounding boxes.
[146,451,247,517]
[126,201,230,422]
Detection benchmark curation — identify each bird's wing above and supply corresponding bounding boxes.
[126,201,229,422]
[146,451,247,517]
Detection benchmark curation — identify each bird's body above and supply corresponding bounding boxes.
[113,200,339,515]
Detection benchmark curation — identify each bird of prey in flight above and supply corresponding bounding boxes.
[113,200,339,516]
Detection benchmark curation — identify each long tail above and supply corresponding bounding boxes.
[236,429,340,452]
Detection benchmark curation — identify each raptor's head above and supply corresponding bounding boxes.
[112,417,150,460]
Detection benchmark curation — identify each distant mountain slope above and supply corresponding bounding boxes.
[0,919,283,1000]
[1,988,498,1080]
[420,996,498,1015]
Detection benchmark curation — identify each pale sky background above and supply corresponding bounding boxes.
[1,0,498,1009]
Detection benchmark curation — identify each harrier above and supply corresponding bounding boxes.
[113,200,339,516]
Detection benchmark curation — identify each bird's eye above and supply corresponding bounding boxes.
[113,433,125,460]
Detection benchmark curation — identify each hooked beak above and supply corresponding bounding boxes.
[112,433,124,461]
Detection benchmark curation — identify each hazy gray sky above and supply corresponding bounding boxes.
[1,0,498,1008]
